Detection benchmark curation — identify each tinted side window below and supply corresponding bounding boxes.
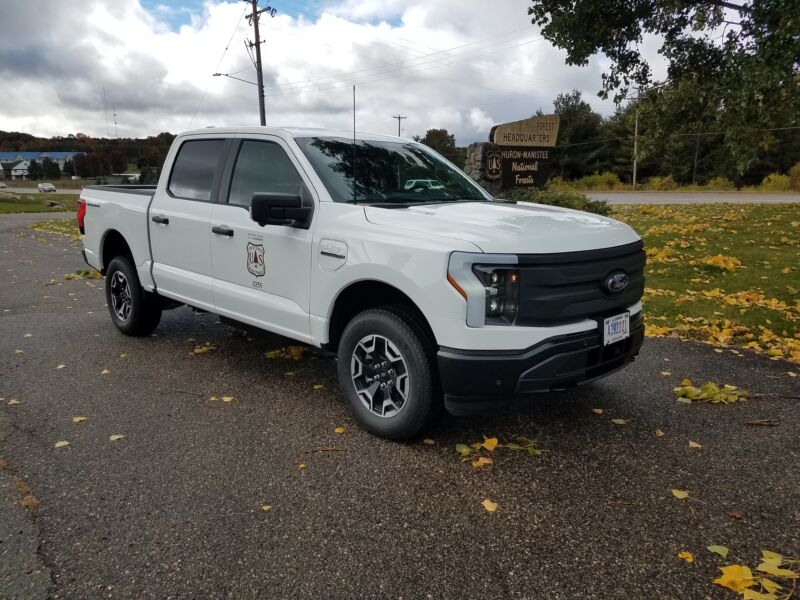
[168,139,226,201]
[228,141,303,207]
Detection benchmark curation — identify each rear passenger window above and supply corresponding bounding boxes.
[228,141,303,207]
[168,139,226,201]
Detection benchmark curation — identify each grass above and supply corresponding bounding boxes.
[0,192,78,214]
[612,203,800,363]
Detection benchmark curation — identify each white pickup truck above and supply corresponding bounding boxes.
[79,127,645,439]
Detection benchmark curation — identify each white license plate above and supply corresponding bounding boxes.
[603,312,630,346]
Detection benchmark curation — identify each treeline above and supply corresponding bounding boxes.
[542,91,800,187]
[0,131,176,172]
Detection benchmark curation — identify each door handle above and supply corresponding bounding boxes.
[212,225,234,237]
[151,215,169,225]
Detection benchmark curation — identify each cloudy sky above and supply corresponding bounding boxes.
[0,0,666,144]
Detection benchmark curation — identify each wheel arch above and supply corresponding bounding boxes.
[324,279,437,353]
[100,229,133,273]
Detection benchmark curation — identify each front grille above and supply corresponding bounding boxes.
[515,240,645,326]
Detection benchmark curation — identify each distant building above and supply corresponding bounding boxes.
[0,151,78,171]
[4,160,30,180]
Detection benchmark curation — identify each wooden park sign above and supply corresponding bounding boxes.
[487,115,560,188]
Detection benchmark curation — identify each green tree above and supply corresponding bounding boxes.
[27,159,42,180]
[419,129,457,160]
[42,158,61,180]
[550,90,604,179]
[528,0,800,174]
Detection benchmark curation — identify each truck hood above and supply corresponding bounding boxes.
[363,201,640,253]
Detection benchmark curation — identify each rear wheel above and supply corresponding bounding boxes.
[104,256,162,336]
[337,307,441,439]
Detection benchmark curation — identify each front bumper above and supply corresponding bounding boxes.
[437,312,644,414]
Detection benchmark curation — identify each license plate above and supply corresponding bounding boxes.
[603,312,630,346]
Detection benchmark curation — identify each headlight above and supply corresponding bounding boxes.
[472,265,519,324]
[447,252,518,327]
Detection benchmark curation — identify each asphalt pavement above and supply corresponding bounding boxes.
[1,213,798,599]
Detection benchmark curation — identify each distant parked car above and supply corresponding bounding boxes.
[0,181,7,189]
[38,183,57,193]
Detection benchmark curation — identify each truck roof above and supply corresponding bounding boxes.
[180,126,406,144]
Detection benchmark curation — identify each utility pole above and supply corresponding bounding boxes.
[393,115,407,137]
[631,86,639,190]
[245,1,276,126]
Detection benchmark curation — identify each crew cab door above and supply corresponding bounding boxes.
[210,137,315,342]
[149,137,229,310]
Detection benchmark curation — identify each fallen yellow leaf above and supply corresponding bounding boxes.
[761,578,782,594]
[707,545,729,558]
[334,427,345,434]
[688,441,702,448]
[655,428,666,437]
[298,463,306,470]
[56,364,66,369]
[742,588,778,599]
[109,434,125,441]
[72,416,87,424]
[591,408,604,414]
[481,499,497,512]
[313,384,324,390]
[8,399,21,406]
[671,489,690,500]
[713,565,757,593]
[481,437,498,452]
[611,418,628,425]
[222,396,234,402]
[210,395,218,401]
[261,505,272,512]
[471,456,493,468]
[678,551,694,563]
[100,369,110,375]
[15,349,23,354]
[54,440,69,448]
[788,372,797,378]
[422,438,435,445]
[660,371,671,376]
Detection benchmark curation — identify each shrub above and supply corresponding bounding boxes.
[500,188,611,216]
[644,175,678,191]
[545,176,575,192]
[760,173,791,192]
[705,176,736,191]
[788,162,800,191]
[573,171,623,191]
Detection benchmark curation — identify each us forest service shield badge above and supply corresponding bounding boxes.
[486,149,502,181]
[246,242,266,277]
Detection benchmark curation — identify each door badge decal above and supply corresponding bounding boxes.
[246,242,266,277]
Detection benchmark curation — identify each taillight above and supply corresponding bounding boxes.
[76,198,87,235]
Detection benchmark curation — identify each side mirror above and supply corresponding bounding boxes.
[250,193,311,227]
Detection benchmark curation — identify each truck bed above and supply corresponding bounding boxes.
[84,184,156,197]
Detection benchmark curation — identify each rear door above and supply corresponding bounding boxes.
[149,137,229,310]
[210,136,316,341]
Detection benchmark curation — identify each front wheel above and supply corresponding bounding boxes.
[104,256,162,336]
[337,307,441,440]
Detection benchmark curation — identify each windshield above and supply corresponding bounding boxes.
[295,136,489,204]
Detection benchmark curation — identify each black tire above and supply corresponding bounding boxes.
[104,256,162,336]
[337,307,441,440]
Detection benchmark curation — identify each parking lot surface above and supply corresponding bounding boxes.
[1,214,798,599]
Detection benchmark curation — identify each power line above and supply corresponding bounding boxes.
[188,4,248,128]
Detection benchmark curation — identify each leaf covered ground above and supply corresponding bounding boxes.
[612,203,800,363]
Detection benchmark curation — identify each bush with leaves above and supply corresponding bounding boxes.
[761,173,792,192]
[644,175,678,191]
[788,162,800,192]
[574,171,623,191]
[500,188,610,216]
[705,176,736,191]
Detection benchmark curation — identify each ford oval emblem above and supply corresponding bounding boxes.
[605,271,629,293]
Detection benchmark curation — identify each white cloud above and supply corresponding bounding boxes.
[0,0,660,144]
